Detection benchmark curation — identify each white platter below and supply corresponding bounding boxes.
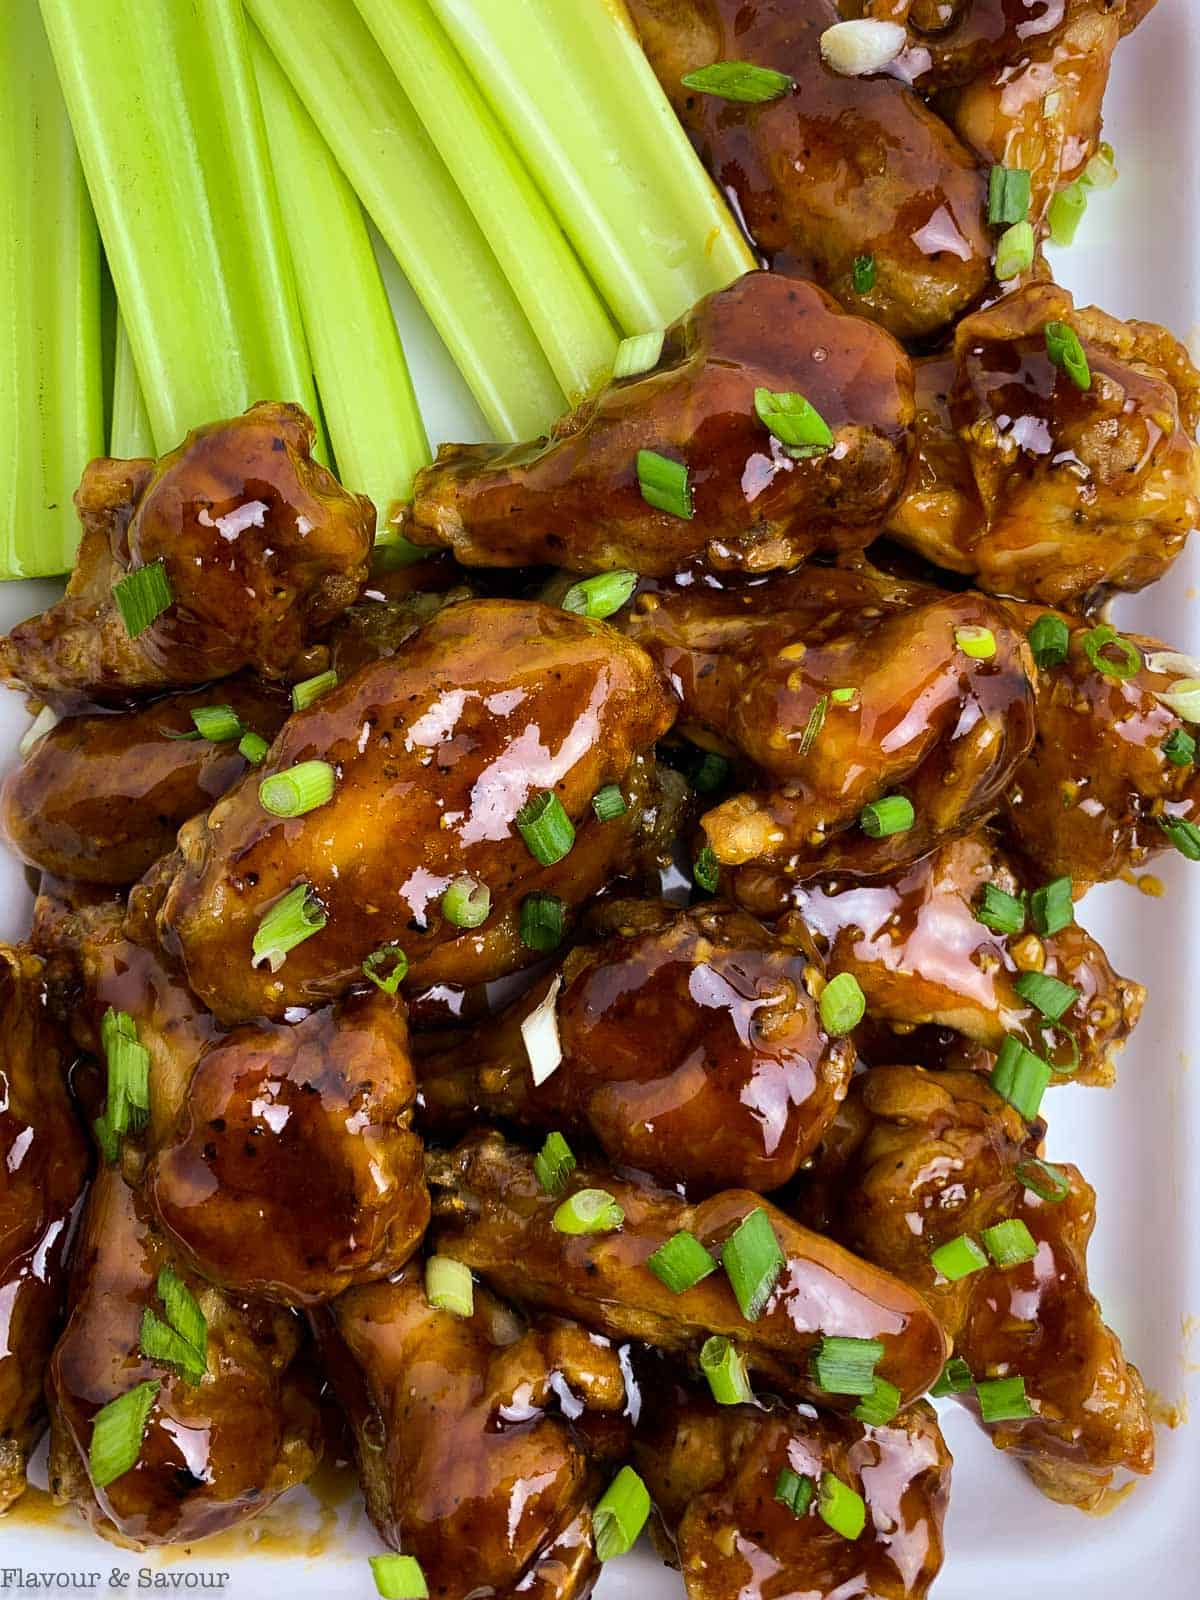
[1,6,1198,1594]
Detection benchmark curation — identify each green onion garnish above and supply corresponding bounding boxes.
[987,166,1031,226]
[113,560,173,639]
[99,1007,151,1147]
[976,1375,1034,1423]
[853,1375,902,1427]
[1163,728,1196,766]
[155,1266,205,1361]
[441,876,492,929]
[1013,970,1078,1022]
[1016,1156,1071,1204]
[1029,876,1074,936]
[753,387,834,459]
[562,569,638,619]
[291,669,338,712]
[1152,677,1200,721]
[990,1036,1052,1121]
[975,884,1026,936]
[593,1466,651,1562]
[519,891,564,953]
[831,686,857,704]
[810,1335,884,1396]
[798,694,828,756]
[721,1207,785,1322]
[516,790,576,866]
[817,1471,866,1540]
[775,1466,814,1516]
[860,794,914,838]
[533,1132,576,1197]
[592,784,627,822]
[1081,623,1140,680]
[819,972,865,1037]
[1027,613,1069,669]
[369,1554,429,1600]
[955,625,996,660]
[1083,141,1118,190]
[1159,815,1200,860]
[88,1379,160,1489]
[981,1219,1038,1268]
[636,448,693,518]
[691,750,731,792]
[139,1308,205,1386]
[1047,179,1087,246]
[699,1335,754,1406]
[259,759,336,818]
[1044,320,1091,390]
[647,1230,718,1294]
[994,220,1034,280]
[930,1356,974,1397]
[930,1234,988,1282]
[852,253,876,294]
[611,329,664,379]
[425,1255,474,1319]
[251,882,327,972]
[680,60,794,103]
[238,730,269,766]
[552,1187,624,1235]
[693,845,720,894]
[190,705,242,742]
[362,943,408,994]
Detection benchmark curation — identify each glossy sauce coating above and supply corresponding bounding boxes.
[406,274,915,577]
[429,1131,949,1405]
[156,600,675,1024]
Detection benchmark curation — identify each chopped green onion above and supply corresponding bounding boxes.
[994,220,1034,280]
[93,1113,120,1166]
[976,1375,1034,1423]
[1016,1157,1071,1204]
[853,1375,902,1426]
[592,784,627,822]
[562,569,639,619]
[369,1554,429,1600]
[516,791,576,866]
[1083,142,1118,190]
[1081,624,1140,680]
[139,1308,205,1385]
[754,387,834,459]
[1047,179,1088,246]
[441,876,492,929]
[251,882,327,972]
[798,694,829,756]
[930,1234,988,1283]
[721,1208,785,1323]
[88,1379,160,1489]
[522,974,564,1085]
[1013,971,1079,1022]
[113,561,173,639]
[425,1255,474,1318]
[775,1466,815,1516]
[819,972,866,1037]
[955,625,996,660]
[930,1356,974,1397]
[362,943,409,994]
[1047,1024,1080,1078]
[1027,613,1069,669]
[291,670,338,712]
[593,1466,650,1562]
[259,760,336,818]
[100,1007,150,1143]
[860,795,915,839]
[831,686,857,704]
[190,705,242,743]
[636,449,693,518]
[519,891,564,953]
[612,330,664,379]
[156,1266,207,1365]
[699,1335,754,1406]
[852,254,876,294]
[553,1188,624,1235]
[1045,320,1091,391]
[533,1132,577,1196]
[817,1471,866,1540]
[647,1231,718,1295]
[975,884,1026,936]
[990,1037,1052,1121]
[810,1335,884,1397]
[238,730,270,766]
[680,60,794,103]
[981,1219,1038,1268]
[693,846,720,894]
[691,751,731,792]
[1160,815,1200,860]
[1155,679,1200,721]
[1029,876,1074,936]
[987,166,1031,226]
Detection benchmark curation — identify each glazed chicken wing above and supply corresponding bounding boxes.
[417,898,854,1194]
[405,274,915,577]
[0,403,373,711]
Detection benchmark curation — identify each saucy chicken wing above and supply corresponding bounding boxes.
[405,274,915,577]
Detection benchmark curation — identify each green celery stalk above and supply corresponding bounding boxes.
[0,0,104,578]
[352,0,618,405]
[110,315,155,459]
[38,0,321,457]
[251,31,430,536]
[430,0,756,335]
[246,0,565,441]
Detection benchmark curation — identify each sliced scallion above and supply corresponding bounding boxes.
[831,686,857,705]
[976,1374,1034,1423]
[259,760,336,818]
[930,1356,974,1397]
[853,1375,902,1426]
[522,974,563,1085]
[680,60,794,103]
[291,669,338,712]
[88,1379,161,1489]
[636,449,693,518]
[369,1554,429,1600]
[775,1466,814,1516]
[612,330,664,379]
[722,1208,785,1323]
[533,1132,576,1197]
[1047,179,1088,246]
[425,1255,474,1318]
[930,1234,987,1283]
[519,891,564,953]
[699,1335,754,1405]
[981,1219,1038,1268]
[1013,970,1078,1022]
[251,882,327,972]
[1155,678,1200,721]
[798,694,828,756]
[810,1335,884,1397]
[990,1037,1052,1121]
[1015,1157,1071,1204]
[1081,623,1140,680]
[592,784,627,822]
[237,730,269,766]
[817,1470,866,1540]
[156,1267,207,1366]
[441,876,492,929]
[139,1308,205,1385]
[1027,613,1069,669]
[1045,320,1091,391]
[1029,876,1074,936]
[955,625,996,660]
[190,705,242,743]
[516,791,576,866]
[852,254,876,294]
[113,561,173,639]
[593,1466,650,1562]
[987,166,1031,226]
[975,884,1026,936]
[819,972,865,1037]
[1159,815,1200,860]
[562,569,638,619]
[647,1231,718,1295]
[693,846,720,894]
[553,1188,624,1235]
[994,220,1034,281]
[362,943,408,994]
[860,795,914,839]
[754,387,833,459]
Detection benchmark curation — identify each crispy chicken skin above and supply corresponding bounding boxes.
[887,284,1200,604]
[625,1,992,341]
[635,1370,951,1600]
[627,564,1036,874]
[0,403,373,712]
[418,899,854,1194]
[0,946,91,1512]
[429,1131,949,1405]
[1,678,289,885]
[318,1263,633,1599]
[46,1168,321,1548]
[405,274,915,578]
[157,599,675,1024]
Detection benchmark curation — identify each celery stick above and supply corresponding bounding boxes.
[0,0,104,578]
[431,0,756,335]
[252,31,430,535]
[246,0,565,442]
[38,0,321,457]
[110,316,155,460]
[353,0,618,404]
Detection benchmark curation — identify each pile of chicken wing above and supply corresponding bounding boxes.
[1,3,1194,1596]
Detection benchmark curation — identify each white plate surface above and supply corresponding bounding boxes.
[1,8,1198,1594]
